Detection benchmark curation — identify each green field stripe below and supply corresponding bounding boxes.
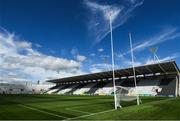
[65,108,91,114]
[18,104,67,119]
[66,109,115,120]
[1,95,177,120]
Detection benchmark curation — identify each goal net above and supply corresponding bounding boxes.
[115,86,138,108]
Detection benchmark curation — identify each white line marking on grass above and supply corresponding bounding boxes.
[65,109,115,120]
[65,108,91,114]
[19,104,68,119]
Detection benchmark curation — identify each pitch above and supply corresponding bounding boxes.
[0,94,179,120]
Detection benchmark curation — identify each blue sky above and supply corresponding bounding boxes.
[0,0,180,83]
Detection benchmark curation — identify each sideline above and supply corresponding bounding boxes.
[19,104,68,119]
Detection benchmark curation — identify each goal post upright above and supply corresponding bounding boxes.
[128,33,140,105]
[109,13,118,110]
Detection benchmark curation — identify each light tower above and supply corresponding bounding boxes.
[150,47,159,62]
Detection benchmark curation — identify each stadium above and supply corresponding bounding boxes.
[1,0,180,120]
[0,60,180,120]
[47,61,180,97]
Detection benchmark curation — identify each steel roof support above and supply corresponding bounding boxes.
[176,73,180,97]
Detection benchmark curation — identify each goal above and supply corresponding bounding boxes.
[115,86,139,108]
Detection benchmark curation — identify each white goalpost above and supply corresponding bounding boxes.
[109,11,140,109]
[113,33,141,109]
[109,12,118,109]
[129,33,140,106]
[116,86,138,103]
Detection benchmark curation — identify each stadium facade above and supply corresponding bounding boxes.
[0,83,54,94]
[47,61,180,97]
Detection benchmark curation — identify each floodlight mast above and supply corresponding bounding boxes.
[150,48,161,63]
[128,33,140,106]
[109,13,118,110]
[150,48,166,73]
[150,48,158,61]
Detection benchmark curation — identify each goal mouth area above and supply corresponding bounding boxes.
[115,86,138,102]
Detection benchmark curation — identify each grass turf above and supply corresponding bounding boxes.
[0,94,179,120]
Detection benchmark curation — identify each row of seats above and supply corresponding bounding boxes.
[73,83,95,95]
[46,78,176,96]
[157,78,176,96]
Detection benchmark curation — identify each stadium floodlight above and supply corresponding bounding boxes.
[150,47,158,61]
[109,12,118,109]
[128,33,140,105]
[150,47,166,73]
[150,48,179,97]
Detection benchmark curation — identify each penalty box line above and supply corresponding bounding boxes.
[65,109,115,120]
[65,108,91,115]
[19,104,68,119]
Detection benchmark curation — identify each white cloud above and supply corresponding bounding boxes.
[71,48,78,56]
[145,54,179,65]
[117,52,179,69]
[50,50,56,54]
[76,54,87,62]
[117,54,142,68]
[120,27,180,57]
[35,43,42,48]
[90,53,95,56]
[0,31,85,83]
[134,28,180,51]
[129,0,138,4]
[98,48,104,52]
[70,48,87,62]
[84,0,144,43]
[85,0,122,23]
[100,55,110,58]
[90,63,112,73]
[89,63,120,73]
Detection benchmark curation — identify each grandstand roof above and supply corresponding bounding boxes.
[47,61,180,83]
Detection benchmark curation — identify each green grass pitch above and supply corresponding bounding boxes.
[0,94,180,120]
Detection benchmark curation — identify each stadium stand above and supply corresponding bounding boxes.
[120,79,138,87]
[85,81,110,94]
[57,84,79,94]
[73,83,96,95]
[53,85,68,94]
[0,83,53,94]
[157,78,176,96]
[47,61,180,97]
[135,79,160,96]
[2,61,178,96]
[159,78,174,86]
[46,84,62,94]
[67,83,87,94]
[95,81,113,95]
[94,80,124,95]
